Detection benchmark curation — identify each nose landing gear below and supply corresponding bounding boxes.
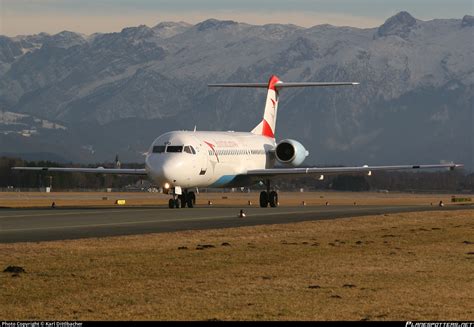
[168,188,196,209]
[179,191,196,208]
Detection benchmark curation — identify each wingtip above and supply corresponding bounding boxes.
[352,82,360,85]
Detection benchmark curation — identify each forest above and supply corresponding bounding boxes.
[0,157,472,193]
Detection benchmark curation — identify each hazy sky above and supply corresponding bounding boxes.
[1,0,472,36]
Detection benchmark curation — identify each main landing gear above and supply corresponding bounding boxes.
[168,189,196,209]
[259,179,278,208]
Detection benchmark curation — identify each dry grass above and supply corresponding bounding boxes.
[1,209,473,320]
[0,191,468,208]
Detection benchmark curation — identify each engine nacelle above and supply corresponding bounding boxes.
[275,139,309,167]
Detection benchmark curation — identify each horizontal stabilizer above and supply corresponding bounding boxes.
[208,82,359,88]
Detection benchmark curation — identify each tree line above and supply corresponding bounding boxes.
[0,157,472,192]
[278,170,473,193]
[0,157,142,190]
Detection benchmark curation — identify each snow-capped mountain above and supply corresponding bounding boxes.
[0,12,472,168]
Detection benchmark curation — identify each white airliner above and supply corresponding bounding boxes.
[13,75,463,208]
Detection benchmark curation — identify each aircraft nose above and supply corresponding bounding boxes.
[160,160,176,183]
[146,155,181,185]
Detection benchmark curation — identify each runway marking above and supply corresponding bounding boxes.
[0,208,160,219]
[0,206,422,233]
[1,215,238,232]
[0,205,418,220]
[0,207,336,219]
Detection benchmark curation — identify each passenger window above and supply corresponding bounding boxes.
[167,146,183,153]
[153,145,166,153]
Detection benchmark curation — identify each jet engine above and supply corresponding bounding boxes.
[275,139,309,167]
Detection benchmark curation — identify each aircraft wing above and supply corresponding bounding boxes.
[246,163,463,178]
[11,167,148,175]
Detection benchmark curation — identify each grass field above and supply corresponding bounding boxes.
[1,209,473,320]
[0,191,469,208]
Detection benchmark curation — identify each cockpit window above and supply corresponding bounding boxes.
[152,145,166,153]
[184,146,196,154]
[167,145,183,153]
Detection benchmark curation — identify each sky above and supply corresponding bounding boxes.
[1,0,472,36]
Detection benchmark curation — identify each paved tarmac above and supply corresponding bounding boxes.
[0,204,471,243]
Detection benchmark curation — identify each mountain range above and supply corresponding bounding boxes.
[0,12,472,169]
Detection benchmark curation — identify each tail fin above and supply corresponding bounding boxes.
[251,75,280,138]
[208,75,358,139]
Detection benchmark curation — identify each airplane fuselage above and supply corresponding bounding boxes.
[145,131,276,188]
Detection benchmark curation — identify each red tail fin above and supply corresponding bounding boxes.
[251,75,280,138]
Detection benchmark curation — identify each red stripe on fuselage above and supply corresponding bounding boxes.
[204,141,220,162]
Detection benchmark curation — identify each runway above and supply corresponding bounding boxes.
[0,204,471,243]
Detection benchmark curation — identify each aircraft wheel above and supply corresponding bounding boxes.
[179,194,187,208]
[259,191,269,208]
[186,191,194,208]
[168,199,174,208]
[269,191,278,207]
[186,196,194,208]
[174,198,181,208]
[188,191,196,205]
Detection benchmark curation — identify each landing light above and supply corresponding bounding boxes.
[164,182,170,189]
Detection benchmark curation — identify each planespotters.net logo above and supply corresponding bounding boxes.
[406,322,474,327]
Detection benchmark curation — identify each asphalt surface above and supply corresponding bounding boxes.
[0,204,472,243]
